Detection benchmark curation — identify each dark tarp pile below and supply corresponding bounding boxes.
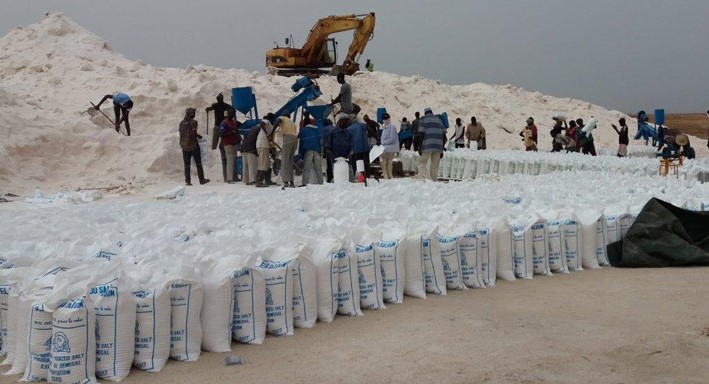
[608,198,709,267]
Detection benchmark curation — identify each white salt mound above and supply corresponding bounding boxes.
[0,13,706,194]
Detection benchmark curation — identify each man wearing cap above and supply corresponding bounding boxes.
[179,107,210,186]
[94,92,133,136]
[415,107,445,180]
[206,93,236,182]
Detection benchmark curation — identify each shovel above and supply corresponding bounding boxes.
[89,102,127,136]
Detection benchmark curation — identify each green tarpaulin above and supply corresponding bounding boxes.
[608,198,709,267]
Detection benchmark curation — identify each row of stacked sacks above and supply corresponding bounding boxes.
[2,172,709,382]
[0,209,636,383]
[398,149,709,181]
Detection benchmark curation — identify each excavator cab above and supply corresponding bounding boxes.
[324,38,337,66]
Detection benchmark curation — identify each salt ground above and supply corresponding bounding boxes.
[1,13,709,384]
[1,13,707,196]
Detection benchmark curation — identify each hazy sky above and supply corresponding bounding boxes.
[2,0,708,113]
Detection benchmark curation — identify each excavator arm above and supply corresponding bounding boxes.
[266,12,376,76]
[301,13,376,67]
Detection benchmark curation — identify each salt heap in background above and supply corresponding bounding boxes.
[1,13,706,194]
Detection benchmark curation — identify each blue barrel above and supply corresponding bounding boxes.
[439,112,449,128]
[654,109,665,125]
[376,107,387,124]
[231,87,257,116]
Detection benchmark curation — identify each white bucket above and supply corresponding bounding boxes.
[356,160,365,173]
[333,157,349,184]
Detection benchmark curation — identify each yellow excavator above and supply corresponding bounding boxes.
[266,12,376,77]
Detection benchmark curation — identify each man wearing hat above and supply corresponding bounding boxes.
[415,107,446,180]
[94,92,134,136]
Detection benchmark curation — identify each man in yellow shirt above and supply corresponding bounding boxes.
[275,113,299,188]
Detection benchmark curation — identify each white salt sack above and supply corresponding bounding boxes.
[314,239,342,322]
[401,235,425,299]
[7,295,31,375]
[563,219,583,271]
[89,277,136,381]
[495,224,516,281]
[200,275,233,353]
[375,239,406,303]
[23,304,52,382]
[577,210,601,270]
[531,220,551,275]
[231,268,266,344]
[336,249,362,317]
[458,231,485,289]
[511,223,534,279]
[291,254,318,328]
[49,297,97,384]
[437,234,466,290]
[422,235,446,295]
[0,285,16,361]
[595,217,610,266]
[258,260,295,336]
[354,244,385,310]
[477,227,497,287]
[546,220,569,273]
[167,279,203,361]
[133,287,171,372]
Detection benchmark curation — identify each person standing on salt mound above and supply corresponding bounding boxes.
[330,73,361,117]
[94,92,133,136]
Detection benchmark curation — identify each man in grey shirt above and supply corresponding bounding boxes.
[330,73,360,116]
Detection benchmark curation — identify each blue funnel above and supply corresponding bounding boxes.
[231,87,258,117]
[304,105,332,122]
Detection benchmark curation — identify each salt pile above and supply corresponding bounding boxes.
[2,13,706,195]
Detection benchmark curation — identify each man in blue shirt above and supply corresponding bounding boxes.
[298,120,324,186]
[95,92,133,136]
[347,117,371,178]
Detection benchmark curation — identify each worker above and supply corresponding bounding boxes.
[412,112,423,153]
[362,114,380,146]
[206,93,235,182]
[550,117,567,152]
[241,124,260,185]
[298,119,324,186]
[465,116,486,150]
[565,120,578,152]
[415,107,445,180]
[219,109,241,183]
[275,113,298,188]
[706,110,709,149]
[94,92,133,135]
[520,118,537,152]
[300,110,315,129]
[256,113,275,187]
[179,108,210,186]
[612,118,629,157]
[365,59,374,72]
[451,118,466,149]
[348,114,371,178]
[330,73,361,117]
[578,118,597,156]
[326,114,352,182]
[399,117,413,150]
[380,113,399,179]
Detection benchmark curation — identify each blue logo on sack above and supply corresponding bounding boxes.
[52,332,70,353]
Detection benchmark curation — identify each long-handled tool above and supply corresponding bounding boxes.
[90,102,127,136]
